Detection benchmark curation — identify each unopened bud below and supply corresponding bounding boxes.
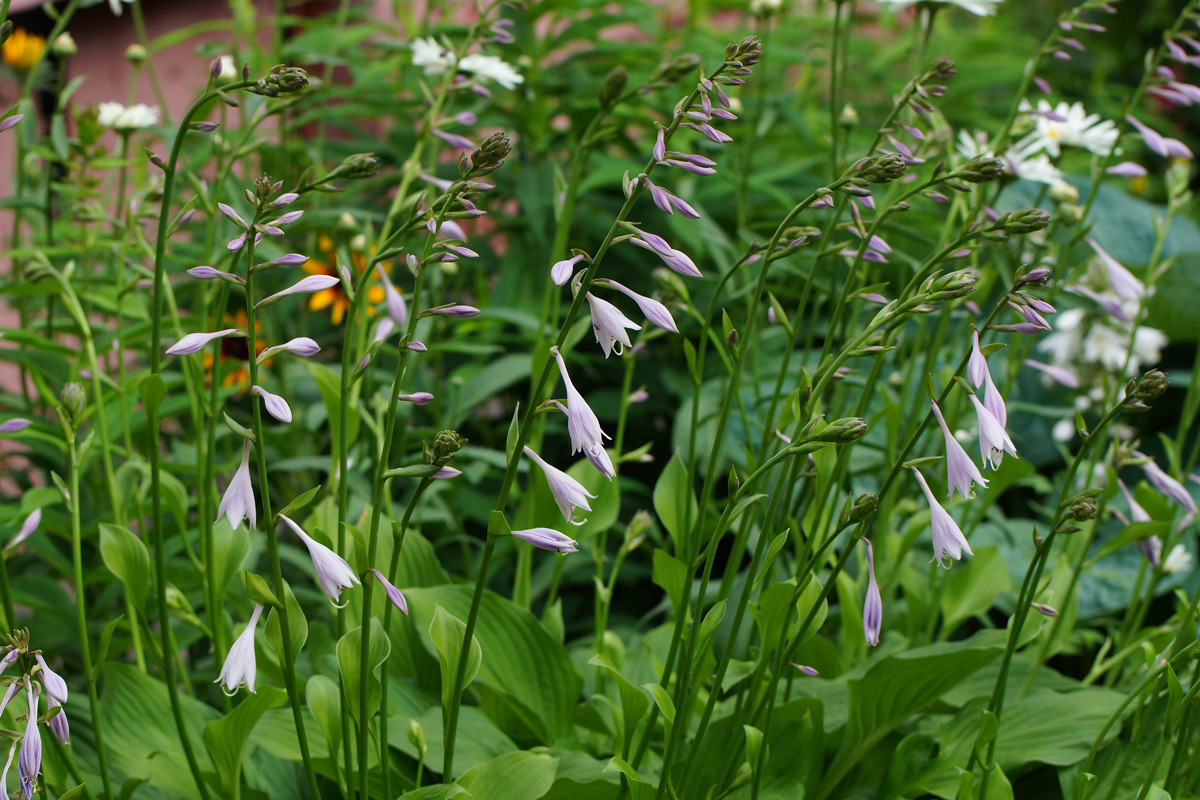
[926,55,956,80]
[839,103,859,129]
[466,133,512,177]
[0,21,12,47]
[1014,266,1051,288]
[339,152,380,179]
[52,33,77,58]
[648,53,703,88]
[849,154,907,184]
[598,66,628,110]
[432,430,466,461]
[407,719,426,756]
[848,492,879,523]
[1031,603,1059,617]
[1069,495,1097,521]
[960,156,1005,184]
[820,417,868,443]
[924,269,976,301]
[61,382,85,422]
[1049,181,1079,204]
[125,43,148,64]
[996,207,1050,234]
[1133,369,1167,402]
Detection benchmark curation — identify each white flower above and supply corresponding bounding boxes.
[1164,545,1193,575]
[411,37,454,75]
[96,102,160,131]
[279,514,361,607]
[586,293,640,358]
[968,393,1016,470]
[1018,100,1119,157]
[956,130,1062,185]
[522,446,595,525]
[216,441,256,530]
[215,605,263,695]
[879,0,1000,15]
[912,468,974,567]
[33,656,67,705]
[458,53,524,89]
[551,348,612,478]
[931,400,987,501]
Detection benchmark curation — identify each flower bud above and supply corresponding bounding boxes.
[125,43,147,64]
[407,719,427,757]
[849,154,907,184]
[648,53,703,88]
[598,65,628,110]
[466,133,512,177]
[1031,603,1059,617]
[924,269,976,301]
[339,153,380,179]
[926,55,956,80]
[847,492,879,523]
[838,103,859,129]
[819,417,868,443]
[996,207,1050,234]
[61,382,85,423]
[251,65,310,97]
[432,430,466,461]
[52,33,77,58]
[960,156,1005,184]
[1014,266,1051,289]
[1069,495,1097,521]
[1049,181,1079,204]
[1133,369,1168,402]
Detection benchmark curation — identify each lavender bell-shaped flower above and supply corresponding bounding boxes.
[551,347,613,479]
[551,254,586,286]
[369,569,409,615]
[0,740,15,800]
[594,279,678,333]
[165,328,244,357]
[255,275,340,308]
[912,467,974,567]
[215,604,263,695]
[216,441,256,531]
[930,400,987,500]
[1136,452,1198,513]
[279,514,361,606]
[258,337,321,361]
[45,695,68,745]
[1086,238,1145,302]
[18,682,40,800]
[967,329,988,388]
[33,656,66,705]
[376,265,408,327]
[982,367,1007,429]
[523,446,595,525]
[862,539,882,646]
[1024,359,1080,389]
[511,527,579,554]
[586,293,641,358]
[968,393,1016,469]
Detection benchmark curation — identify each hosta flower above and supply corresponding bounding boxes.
[33,656,66,705]
[930,400,987,500]
[1164,544,1193,575]
[215,604,263,695]
[968,329,987,388]
[594,279,678,333]
[301,237,385,325]
[279,514,361,606]
[551,254,586,286]
[411,36,454,75]
[523,446,595,525]
[1023,359,1079,389]
[982,367,1007,429]
[6,509,40,552]
[458,52,524,89]
[1086,239,1144,302]
[1017,100,1118,157]
[369,569,409,615]
[1136,452,1197,513]
[376,265,408,328]
[165,329,245,357]
[879,0,999,16]
[551,347,612,478]
[586,293,641,358]
[912,467,974,567]
[45,695,68,745]
[258,337,321,361]
[216,442,256,531]
[511,527,579,554]
[968,393,1016,469]
[255,275,341,308]
[0,740,15,800]
[0,419,31,434]
[252,385,292,423]
[18,682,40,799]
[862,539,882,646]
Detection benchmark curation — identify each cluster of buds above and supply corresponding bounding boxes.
[919,269,977,303]
[981,207,1051,238]
[957,156,1007,185]
[598,65,628,110]
[1125,369,1168,410]
[1014,265,1051,289]
[846,154,908,185]
[462,132,512,179]
[249,65,310,97]
[994,290,1056,335]
[0,630,71,799]
[816,417,869,444]
[846,492,880,525]
[909,55,955,116]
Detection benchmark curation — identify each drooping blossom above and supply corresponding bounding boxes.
[32,656,66,705]
[551,254,586,286]
[522,446,595,525]
[586,293,640,358]
[930,400,987,500]
[511,527,579,554]
[1086,238,1144,302]
[967,329,987,388]
[215,604,264,695]
[255,275,341,308]
[551,348,613,479]
[912,467,974,567]
[279,514,361,606]
[968,393,1016,469]
[862,539,882,646]
[594,279,678,333]
[369,569,409,615]
[1023,359,1079,389]
[6,509,40,552]
[18,682,40,799]
[258,337,321,361]
[1136,453,1197,513]
[216,441,256,531]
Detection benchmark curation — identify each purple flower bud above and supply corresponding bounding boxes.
[1031,603,1058,617]
[551,254,586,286]
[399,392,434,405]
[260,253,310,268]
[643,178,675,215]
[217,441,256,530]
[376,265,408,327]
[218,203,248,228]
[34,656,67,705]
[1023,359,1079,389]
[862,539,882,646]
[790,663,819,677]
[406,340,428,352]
[653,128,666,162]
[188,266,233,281]
[0,115,24,133]
[596,279,677,333]
[1033,76,1052,94]
[433,129,475,150]
[511,527,579,554]
[668,194,701,218]
[1087,238,1145,302]
[369,569,409,615]
[432,466,461,479]
[270,210,303,226]
[193,121,219,132]
[46,695,68,745]
[252,385,292,423]
[683,122,732,144]
[630,230,674,259]
[255,275,340,308]
[18,683,41,799]
[6,508,40,552]
[258,337,321,361]
[990,322,1045,334]
[0,419,31,434]
[166,329,244,356]
[1106,161,1147,178]
[424,304,480,318]
[273,192,300,208]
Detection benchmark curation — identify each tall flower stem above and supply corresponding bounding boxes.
[62,421,113,798]
[146,80,254,800]
[242,217,323,800]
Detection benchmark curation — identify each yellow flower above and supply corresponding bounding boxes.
[3,29,46,72]
[303,235,385,325]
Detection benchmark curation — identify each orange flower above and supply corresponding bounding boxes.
[203,310,268,391]
[302,235,385,325]
[2,29,45,71]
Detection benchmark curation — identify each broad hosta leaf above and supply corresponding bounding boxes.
[653,453,698,556]
[394,586,582,744]
[98,523,151,608]
[456,750,558,800]
[203,687,287,794]
[941,546,1012,633]
[428,604,483,724]
[390,706,517,777]
[336,616,392,722]
[305,674,342,765]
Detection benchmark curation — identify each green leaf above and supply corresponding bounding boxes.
[653,453,698,556]
[99,524,151,608]
[643,683,675,725]
[505,403,521,462]
[336,616,392,722]
[202,687,287,794]
[242,570,281,609]
[264,580,308,667]
[275,485,321,520]
[941,546,1013,633]
[211,519,251,599]
[92,615,125,681]
[691,599,726,671]
[138,374,166,415]
[651,549,689,613]
[604,757,656,800]
[588,655,650,754]
[428,604,482,721]
[744,725,764,775]
[1088,520,1172,564]
[56,787,86,800]
[455,751,559,800]
[305,674,342,765]
[222,411,256,442]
